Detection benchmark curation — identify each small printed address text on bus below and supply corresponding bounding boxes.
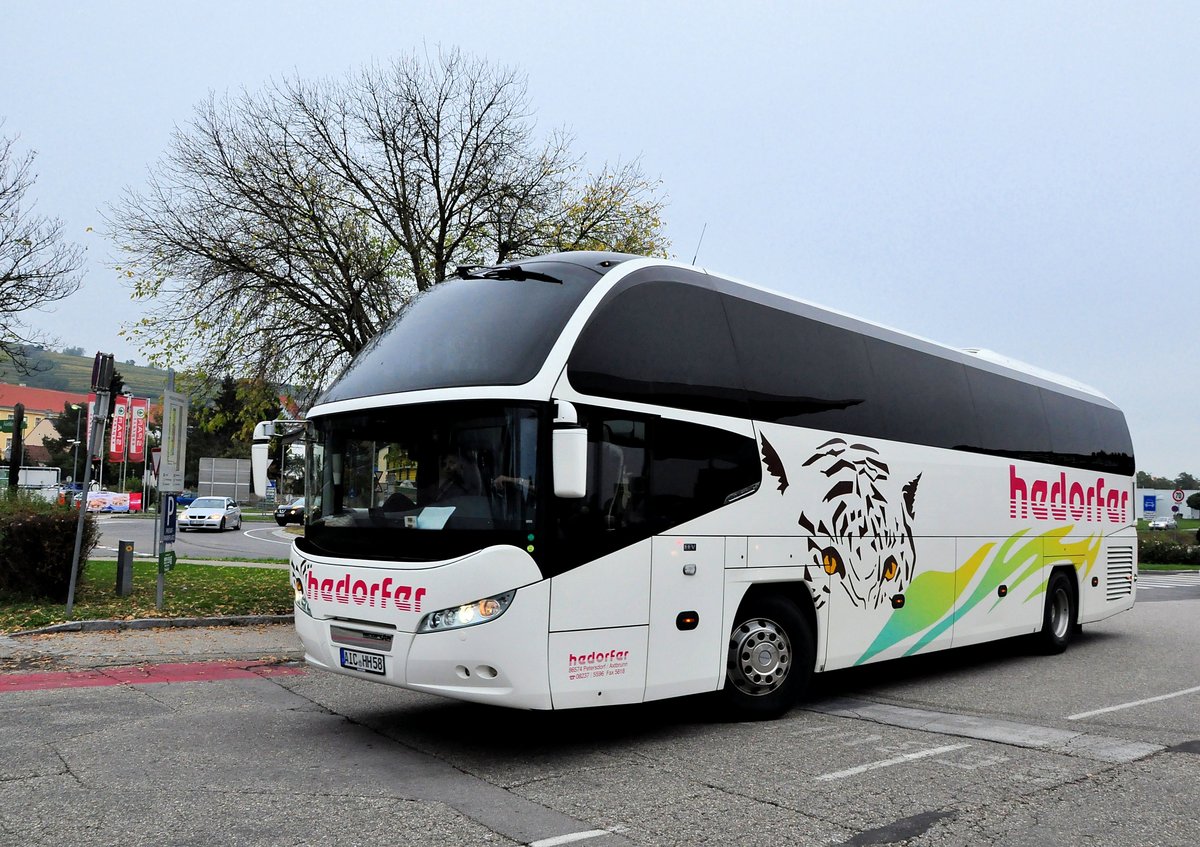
[567,649,630,681]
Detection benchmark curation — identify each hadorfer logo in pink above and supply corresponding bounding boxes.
[306,569,427,612]
[1009,465,1128,523]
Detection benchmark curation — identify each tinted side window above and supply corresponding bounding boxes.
[1041,389,1133,473]
[721,295,884,437]
[649,417,761,528]
[568,280,747,417]
[551,406,760,575]
[966,368,1052,458]
[1093,406,1135,475]
[866,339,981,449]
[1041,389,1099,462]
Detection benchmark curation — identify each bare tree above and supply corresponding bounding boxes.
[110,47,668,396]
[113,91,407,394]
[0,126,85,371]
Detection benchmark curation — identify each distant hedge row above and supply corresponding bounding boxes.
[0,494,98,600]
[1138,536,1200,566]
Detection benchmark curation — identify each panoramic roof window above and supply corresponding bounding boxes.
[319,259,617,404]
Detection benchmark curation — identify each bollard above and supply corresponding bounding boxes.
[116,540,135,596]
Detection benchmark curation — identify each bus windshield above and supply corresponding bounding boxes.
[301,401,542,562]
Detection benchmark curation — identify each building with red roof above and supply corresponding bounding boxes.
[0,383,89,463]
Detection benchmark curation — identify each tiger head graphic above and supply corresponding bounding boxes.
[762,435,920,609]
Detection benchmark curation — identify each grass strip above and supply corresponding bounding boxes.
[0,559,292,633]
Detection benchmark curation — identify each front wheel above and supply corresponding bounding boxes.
[219,517,227,532]
[721,595,814,720]
[1034,570,1077,654]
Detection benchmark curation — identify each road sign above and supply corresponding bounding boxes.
[1173,489,1185,503]
[159,390,189,493]
[162,495,177,544]
[158,550,176,573]
[1143,495,1157,513]
[0,419,27,433]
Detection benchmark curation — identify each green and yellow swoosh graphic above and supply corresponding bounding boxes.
[855,527,1100,665]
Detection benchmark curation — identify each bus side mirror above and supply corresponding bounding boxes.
[552,401,587,498]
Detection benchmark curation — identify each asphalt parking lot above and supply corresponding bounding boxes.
[1,588,1197,846]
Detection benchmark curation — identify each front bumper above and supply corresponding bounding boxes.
[295,580,553,709]
[292,545,552,709]
[179,516,225,529]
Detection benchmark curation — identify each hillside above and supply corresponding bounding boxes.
[0,349,169,399]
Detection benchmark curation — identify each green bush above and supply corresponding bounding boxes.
[0,493,98,600]
[1138,536,1200,566]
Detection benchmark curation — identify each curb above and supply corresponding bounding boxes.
[10,614,295,637]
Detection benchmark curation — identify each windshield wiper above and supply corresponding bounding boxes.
[454,264,562,284]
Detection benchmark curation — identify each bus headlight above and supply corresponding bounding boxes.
[418,591,515,633]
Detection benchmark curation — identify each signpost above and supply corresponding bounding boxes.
[156,370,187,609]
[159,389,188,494]
[162,495,177,545]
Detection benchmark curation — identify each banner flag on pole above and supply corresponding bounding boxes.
[108,395,129,462]
[128,397,148,463]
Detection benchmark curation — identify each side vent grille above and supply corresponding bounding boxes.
[1106,547,1135,601]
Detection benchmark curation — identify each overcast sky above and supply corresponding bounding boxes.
[3,2,1197,476]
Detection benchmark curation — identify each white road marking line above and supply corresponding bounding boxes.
[810,697,1163,762]
[814,743,972,782]
[529,830,614,847]
[242,528,295,545]
[1067,684,1200,720]
[1137,572,1200,583]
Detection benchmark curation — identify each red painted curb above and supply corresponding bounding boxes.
[0,660,304,693]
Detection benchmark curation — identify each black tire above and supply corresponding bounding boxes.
[721,594,815,720]
[219,517,226,532]
[1035,570,1077,655]
[276,518,287,526]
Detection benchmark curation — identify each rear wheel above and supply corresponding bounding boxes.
[722,594,814,720]
[1035,570,1077,654]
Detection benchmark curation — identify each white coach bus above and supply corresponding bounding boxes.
[291,252,1135,718]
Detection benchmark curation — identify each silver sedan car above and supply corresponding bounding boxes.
[178,496,243,532]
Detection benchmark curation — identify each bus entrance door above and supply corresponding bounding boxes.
[645,536,725,702]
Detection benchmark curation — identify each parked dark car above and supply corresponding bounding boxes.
[173,491,197,508]
[275,497,305,526]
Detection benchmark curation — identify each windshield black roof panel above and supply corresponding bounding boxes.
[316,254,638,405]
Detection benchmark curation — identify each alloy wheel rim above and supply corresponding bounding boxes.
[1050,586,1071,639]
[728,617,792,696]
